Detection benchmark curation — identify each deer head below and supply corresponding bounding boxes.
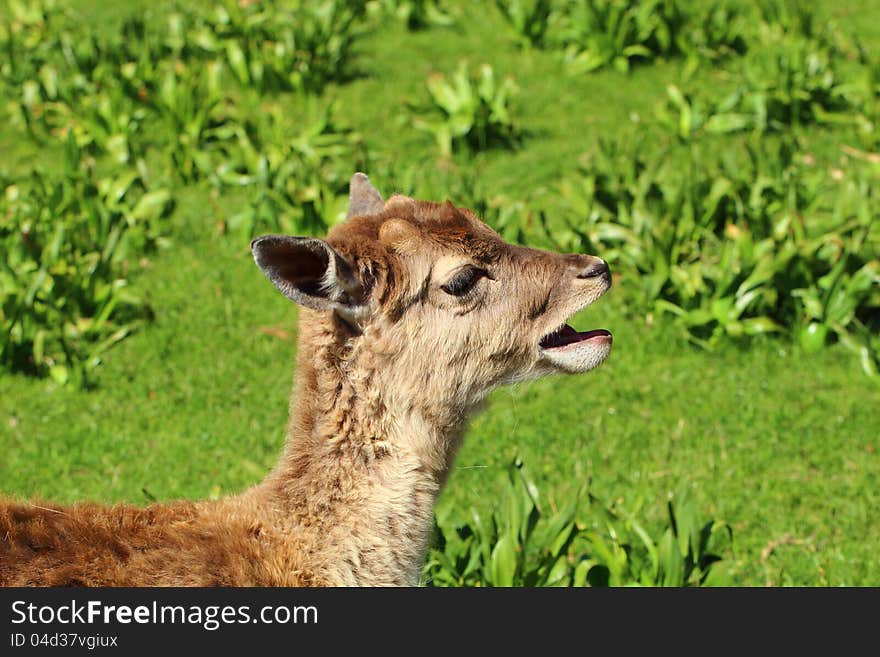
[251,173,612,417]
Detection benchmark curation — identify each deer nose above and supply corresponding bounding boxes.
[577,258,609,279]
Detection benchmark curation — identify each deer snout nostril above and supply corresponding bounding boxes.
[578,259,609,279]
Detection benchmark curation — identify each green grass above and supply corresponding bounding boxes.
[1,0,879,585]
[330,2,683,192]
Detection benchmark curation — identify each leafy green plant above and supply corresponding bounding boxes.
[409,62,520,157]
[183,0,368,94]
[219,100,363,238]
[422,458,733,586]
[0,138,170,385]
[1,1,92,140]
[377,0,454,30]
[581,486,734,586]
[736,31,858,131]
[0,0,75,90]
[424,458,584,586]
[550,0,846,76]
[494,0,554,48]
[788,173,880,374]
[752,0,818,40]
[673,0,748,63]
[148,59,234,182]
[554,0,695,73]
[654,84,746,140]
[654,1,873,139]
[541,134,879,373]
[0,0,372,386]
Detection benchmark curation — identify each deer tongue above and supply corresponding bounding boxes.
[540,325,611,350]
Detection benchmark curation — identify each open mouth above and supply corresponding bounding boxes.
[538,322,613,374]
[539,325,612,351]
[536,268,613,373]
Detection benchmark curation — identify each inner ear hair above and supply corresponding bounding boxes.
[251,235,363,312]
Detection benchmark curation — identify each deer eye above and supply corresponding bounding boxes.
[440,266,488,297]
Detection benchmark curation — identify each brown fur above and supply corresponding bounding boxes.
[0,175,613,587]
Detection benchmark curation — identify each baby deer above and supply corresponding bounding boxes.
[0,173,612,586]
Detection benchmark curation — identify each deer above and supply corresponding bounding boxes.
[0,173,612,587]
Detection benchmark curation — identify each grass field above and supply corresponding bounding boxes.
[1,0,878,585]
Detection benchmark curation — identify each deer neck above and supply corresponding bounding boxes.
[260,313,472,586]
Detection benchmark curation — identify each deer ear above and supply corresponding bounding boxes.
[251,235,364,314]
[347,172,384,219]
